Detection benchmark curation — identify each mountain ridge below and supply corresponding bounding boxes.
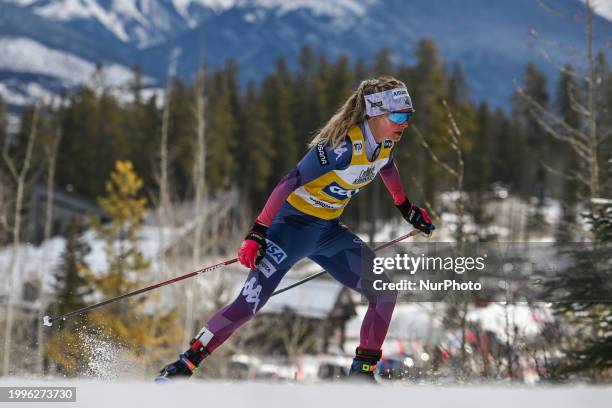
[0,0,610,111]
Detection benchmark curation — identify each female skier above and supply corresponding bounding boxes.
[157,76,435,382]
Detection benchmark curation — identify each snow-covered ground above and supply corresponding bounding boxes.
[0,379,611,408]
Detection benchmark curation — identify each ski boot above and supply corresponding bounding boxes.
[347,347,381,383]
[155,338,210,382]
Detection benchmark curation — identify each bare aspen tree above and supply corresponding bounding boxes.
[0,172,9,241]
[36,106,63,375]
[158,48,180,280]
[2,103,39,376]
[279,312,315,368]
[0,104,8,242]
[186,64,208,342]
[523,0,612,381]
[413,99,465,241]
[521,0,608,201]
[415,101,474,375]
[143,49,181,354]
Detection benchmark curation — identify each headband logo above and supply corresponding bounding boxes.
[367,99,383,108]
[392,89,408,99]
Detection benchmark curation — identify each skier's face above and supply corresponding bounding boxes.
[368,110,410,143]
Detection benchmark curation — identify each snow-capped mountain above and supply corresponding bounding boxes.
[4,0,181,48]
[4,0,370,48]
[0,0,610,111]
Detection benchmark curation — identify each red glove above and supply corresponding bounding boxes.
[237,222,268,269]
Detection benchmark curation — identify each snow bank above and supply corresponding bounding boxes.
[0,379,611,408]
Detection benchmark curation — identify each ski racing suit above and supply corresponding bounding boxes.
[194,120,407,354]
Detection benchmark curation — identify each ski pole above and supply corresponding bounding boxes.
[43,229,426,327]
[43,257,239,327]
[270,228,424,297]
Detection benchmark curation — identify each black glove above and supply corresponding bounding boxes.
[396,197,435,234]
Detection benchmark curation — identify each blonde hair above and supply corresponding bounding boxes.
[308,76,407,148]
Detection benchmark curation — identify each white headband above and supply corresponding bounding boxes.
[364,87,414,116]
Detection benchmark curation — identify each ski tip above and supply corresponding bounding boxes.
[154,376,171,384]
[42,316,53,327]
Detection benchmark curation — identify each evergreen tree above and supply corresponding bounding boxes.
[125,75,161,197]
[354,57,368,85]
[446,62,478,195]
[514,62,551,235]
[464,102,493,238]
[53,219,92,314]
[298,45,317,80]
[555,65,582,242]
[89,159,149,303]
[410,38,449,207]
[261,59,297,189]
[447,63,469,106]
[325,54,354,120]
[550,199,612,380]
[225,59,250,190]
[465,102,491,193]
[593,52,611,197]
[313,52,331,121]
[46,219,93,376]
[206,70,238,192]
[513,61,550,199]
[86,161,181,371]
[371,48,393,77]
[489,108,515,186]
[167,78,197,198]
[58,87,114,198]
[101,92,129,164]
[239,82,275,207]
[292,45,320,147]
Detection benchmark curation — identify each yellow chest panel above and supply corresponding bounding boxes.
[287,126,394,219]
